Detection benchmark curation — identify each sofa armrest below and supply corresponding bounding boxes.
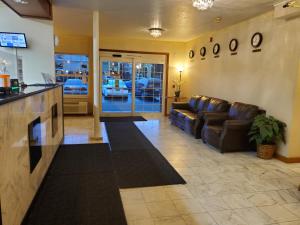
[202,112,228,119]
[223,120,252,130]
[172,102,190,110]
[204,115,228,126]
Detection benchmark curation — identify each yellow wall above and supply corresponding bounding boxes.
[184,12,300,157]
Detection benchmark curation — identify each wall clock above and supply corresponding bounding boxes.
[189,50,195,59]
[200,47,206,57]
[251,32,263,48]
[213,43,220,55]
[229,39,239,52]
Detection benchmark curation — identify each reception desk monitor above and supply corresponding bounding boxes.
[0,32,27,48]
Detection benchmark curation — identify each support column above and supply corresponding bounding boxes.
[90,10,102,140]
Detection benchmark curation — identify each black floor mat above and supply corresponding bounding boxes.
[105,122,186,188]
[100,116,147,122]
[22,144,127,225]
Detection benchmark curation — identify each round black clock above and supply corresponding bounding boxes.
[189,50,195,59]
[213,43,220,55]
[229,39,239,52]
[251,32,263,48]
[200,47,206,57]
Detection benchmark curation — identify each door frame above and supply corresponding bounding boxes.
[100,49,170,116]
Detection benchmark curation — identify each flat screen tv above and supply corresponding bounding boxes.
[0,32,27,48]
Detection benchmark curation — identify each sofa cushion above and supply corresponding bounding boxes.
[196,96,210,112]
[229,102,259,120]
[207,98,229,113]
[188,96,202,113]
[184,112,198,121]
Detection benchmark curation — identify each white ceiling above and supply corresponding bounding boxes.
[53,0,279,42]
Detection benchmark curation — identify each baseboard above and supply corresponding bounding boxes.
[275,154,300,163]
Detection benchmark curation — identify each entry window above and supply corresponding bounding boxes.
[135,63,163,113]
[55,54,89,95]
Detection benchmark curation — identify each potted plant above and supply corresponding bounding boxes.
[249,114,286,160]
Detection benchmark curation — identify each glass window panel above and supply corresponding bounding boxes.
[55,54,89,96]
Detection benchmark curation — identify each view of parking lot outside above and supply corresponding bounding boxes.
[102,61,163,113]
[55,54,89,95]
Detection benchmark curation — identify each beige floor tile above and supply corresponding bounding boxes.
[279,221,300,225]
[129,218,156,225]
[146,201,181,218]
[233,207,275,225]
[244,192,277,207]
[154,217,187,225]
[124,202,152,221]
[164,185,193,200]
[173,198,206,215]
[142,187,170,203]
[198,196,231,212]
[210,210,248,225]
[120,189,145,205]
[182,213,218,225]
[258,205,298,223]
[222,193,254,209]
[283,203,300,218]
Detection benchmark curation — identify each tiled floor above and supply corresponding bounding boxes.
[64,116,300,225]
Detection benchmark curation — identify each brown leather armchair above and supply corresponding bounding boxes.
[201,102,261,153]
[170,96,230,139]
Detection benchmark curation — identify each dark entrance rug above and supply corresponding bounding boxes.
[22,144,127,225]
[105,122,186,188]
[100,116,147,122]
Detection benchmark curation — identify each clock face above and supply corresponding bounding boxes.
[200,47,206,57]
[229,39,239,52]
[251,32,263,48]
[213,43,220,55]
[189,50,195,59]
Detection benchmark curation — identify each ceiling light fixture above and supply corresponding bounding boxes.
[12,0,29,4]
[148,28,164,38]
[192,0,214,10]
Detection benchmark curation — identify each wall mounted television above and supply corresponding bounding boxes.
[0,32,27,48]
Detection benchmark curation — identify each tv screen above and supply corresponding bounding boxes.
[0,32,27,48]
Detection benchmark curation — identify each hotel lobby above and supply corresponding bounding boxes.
[0,0,300,225]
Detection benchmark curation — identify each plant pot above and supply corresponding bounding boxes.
[257,144,277,160]
[175,91,181,98]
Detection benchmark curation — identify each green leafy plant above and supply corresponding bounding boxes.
[249,114,286,145]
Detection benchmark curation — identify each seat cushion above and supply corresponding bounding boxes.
[184,112,197,121]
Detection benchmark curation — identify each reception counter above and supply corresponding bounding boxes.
[0,85,64,225]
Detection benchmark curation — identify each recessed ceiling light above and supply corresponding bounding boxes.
[12,0,29,4]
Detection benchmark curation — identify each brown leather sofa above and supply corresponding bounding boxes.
[201,102,261,153]
[170,96,230,139]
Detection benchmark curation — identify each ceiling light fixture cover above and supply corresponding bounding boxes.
[192,0,214,10]
[148,28,164,38]
[12,0,29,4]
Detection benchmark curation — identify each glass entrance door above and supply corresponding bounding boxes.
[100,53,166,115]
[101,59,133,113]
[135,63,164,113]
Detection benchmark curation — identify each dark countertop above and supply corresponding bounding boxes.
[0,84,63,106]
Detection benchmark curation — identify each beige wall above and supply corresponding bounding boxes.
[184,12,300,157]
